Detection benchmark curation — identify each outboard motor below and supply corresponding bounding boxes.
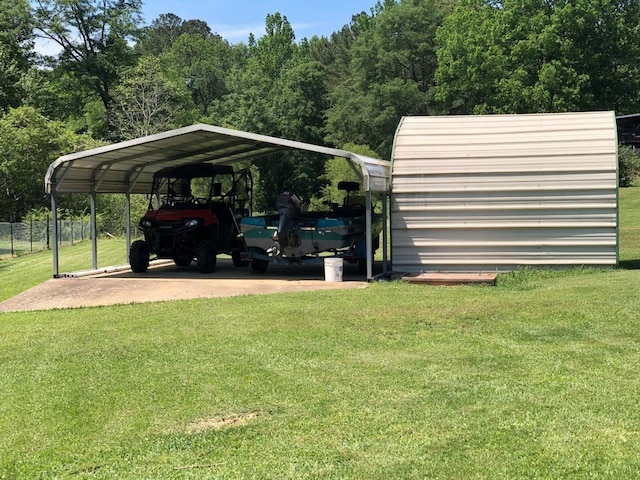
[271,188,302,256]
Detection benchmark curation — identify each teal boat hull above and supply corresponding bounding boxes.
[240,212,382,260]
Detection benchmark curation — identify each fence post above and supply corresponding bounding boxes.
[10,222,14,257]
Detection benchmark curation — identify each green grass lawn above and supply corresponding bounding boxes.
[0,188,638,479]
[619,186,640,268]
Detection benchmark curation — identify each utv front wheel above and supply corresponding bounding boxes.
[129,240,150,273]
[196,240,217,273]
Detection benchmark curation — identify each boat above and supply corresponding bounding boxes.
[239,182,382,273]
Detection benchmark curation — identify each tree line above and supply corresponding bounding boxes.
[1,0,639,224]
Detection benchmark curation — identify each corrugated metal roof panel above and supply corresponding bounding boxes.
[391,112,618,272]
[45,124,390,194]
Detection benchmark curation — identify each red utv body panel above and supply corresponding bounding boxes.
[143,208,217,226]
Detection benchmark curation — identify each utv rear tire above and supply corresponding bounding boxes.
[196,240,217,273]
[130,240,150,273]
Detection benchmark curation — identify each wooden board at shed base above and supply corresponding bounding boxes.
[403,272,498,286]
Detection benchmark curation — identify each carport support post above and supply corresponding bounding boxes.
[366,190,373,281]
[382,192,388,273]
[51,187,59,277]
[90,190,98,270]
[125,192,131,262]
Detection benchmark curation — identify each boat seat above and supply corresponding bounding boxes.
[328,206,359,218]
[344,195,366,208]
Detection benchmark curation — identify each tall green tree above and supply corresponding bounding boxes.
[306,12,372,90]
[217,13,331,208]
[252,12,297,83]
[32,0,143,114]
[273,60,328,144]
[134,13,184,57]
[22,66,110,138]
[108,56,194,140]
[326,0,451,159]
[0,106,97,221]
[162,33,233,116]
[435,0,640,115]
[135,13,212,57]
[262,59,330,207]
[214,14,297,134]
[434,2,503,114]
[0,0,33,112]
[254,15,334,207]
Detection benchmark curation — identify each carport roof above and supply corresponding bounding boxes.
[45,123,390,195]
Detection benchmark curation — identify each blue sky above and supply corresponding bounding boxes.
[140,0,377,42]
[34,1,377,55]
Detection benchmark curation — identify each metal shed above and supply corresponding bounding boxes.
[391,111,619,273]
[45,123,390,279]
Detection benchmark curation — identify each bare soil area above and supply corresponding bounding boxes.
[0,258,371,313]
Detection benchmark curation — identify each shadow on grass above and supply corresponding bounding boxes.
[619,259,640,269]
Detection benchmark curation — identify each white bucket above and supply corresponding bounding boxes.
[324,257,344,282]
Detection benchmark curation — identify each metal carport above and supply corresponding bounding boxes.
[45,123,390,279]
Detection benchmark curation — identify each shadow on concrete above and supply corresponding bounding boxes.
[96,257,385,282]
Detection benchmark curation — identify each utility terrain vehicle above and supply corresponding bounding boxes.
[129,164,252,273]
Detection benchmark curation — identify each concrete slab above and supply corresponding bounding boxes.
[0,258,373,313]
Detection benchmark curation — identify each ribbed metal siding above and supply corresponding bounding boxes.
[391,112,618,273]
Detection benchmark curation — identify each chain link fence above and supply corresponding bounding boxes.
[0,218,91,258]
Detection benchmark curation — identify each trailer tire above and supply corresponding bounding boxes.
[249,247,269,273]
[232,250,249,267]
[251,258,269,273]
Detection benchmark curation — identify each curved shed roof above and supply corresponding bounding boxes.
[45,123,390,195]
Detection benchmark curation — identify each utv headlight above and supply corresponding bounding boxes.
[141,219,152,228]
[184,219,200,228]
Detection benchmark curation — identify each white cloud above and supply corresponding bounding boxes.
[209,23,266,42]
[211,21,329,42]
[32,20,328,55]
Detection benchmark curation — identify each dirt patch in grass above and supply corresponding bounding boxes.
[184,411,264,434]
